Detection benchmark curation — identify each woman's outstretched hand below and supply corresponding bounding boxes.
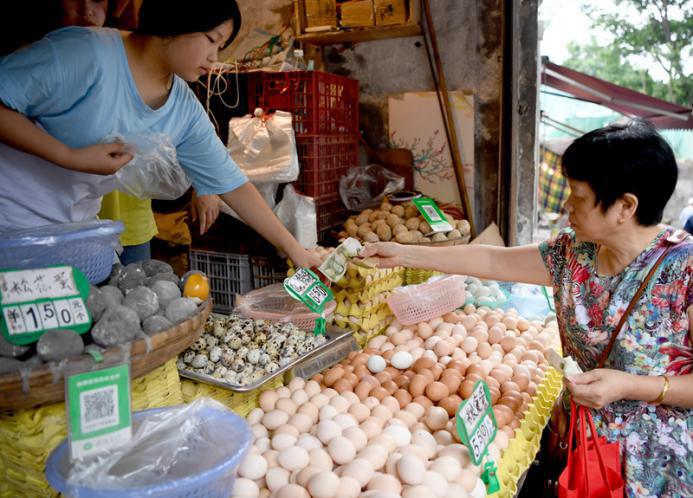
[359,242,409,268]
[564,368,631,409]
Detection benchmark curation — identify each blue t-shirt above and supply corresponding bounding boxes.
[0,27,246,231]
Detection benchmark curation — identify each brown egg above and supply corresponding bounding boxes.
[354,364,370,379]
[385,366,400,377]
[487,326,505,345]
[394,389,412,409]
[477,342,493,360]
[463,372,482,385]
[461,337,478,354]
[419,369,435,384]
[425,381,449,402]
[430,364,444,381]
[500,336,517,353]
[526,381,538,396]
[391,332,407,346]
[408,374,428,397]
[403,370,416,380]
[489,367,511,385]
[438,394,462,417]
[382,380,398,395]
[471,329,489,344]
[375,371,392,384]
[516,318,530,331]
[493,404,513,428]
[323,366,344,387]
[370,386,389,401]
[434,340,454,358]
[393,374,410,388]
[459,380,476,400]
[501,380,520,394]
[509,417,521,430]
[382,350,395,361]
[446,360,466,375]
[465,363,486,379]
[347,351,358,361]
[353,352,369,367]
[441,373,462,394]
[489,387,501,404]
[512,373,530,391]
[413,357,435,373]
[355,381,373,401]
[484,376,500,391]
[344,372,359,387]
[498,392,523,411]
[502,317,518,330]
[413,395,433,409]
[344,365,355,374]
[361,374,380,388]
[333,378,353,394]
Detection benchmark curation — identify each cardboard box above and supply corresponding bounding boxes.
[339,0,375,27]
[374,0,408,26]
[304,0,337,27]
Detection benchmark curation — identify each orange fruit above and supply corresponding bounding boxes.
[183,273,210,300]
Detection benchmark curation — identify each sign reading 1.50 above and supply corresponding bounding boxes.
[0,266,92,345]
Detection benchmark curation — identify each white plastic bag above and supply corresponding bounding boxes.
[105,133,191,200]
[339,164,405,211]
[274,184,317,248]
[227,110,299,184]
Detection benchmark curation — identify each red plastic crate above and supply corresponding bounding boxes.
[247,71,359,136]
[294,135,358,198]
[315,194,349,242]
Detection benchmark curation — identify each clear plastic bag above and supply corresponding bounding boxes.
[106,133,191,200]
[339,164,405,211]
[59,398,251,497]
[235,283,336,331]
[227,110,299,184]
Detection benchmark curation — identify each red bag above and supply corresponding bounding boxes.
[558,400,624,498]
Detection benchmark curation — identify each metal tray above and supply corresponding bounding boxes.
[178,326,357,392]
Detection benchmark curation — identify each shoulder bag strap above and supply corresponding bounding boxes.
[596,231,688,369]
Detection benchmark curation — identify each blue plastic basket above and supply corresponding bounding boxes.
[45,404,252,498]
[0,221,123,284]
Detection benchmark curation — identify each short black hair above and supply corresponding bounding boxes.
[562,119,678,226]
[136,0,241,49]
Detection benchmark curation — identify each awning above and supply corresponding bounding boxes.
[541,61,693,130]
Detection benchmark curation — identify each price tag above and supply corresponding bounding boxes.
[66,363,132,460]
[413,198,453,233]
[455,380,498,466]
[0,266,92,345]
[283,268,334,336]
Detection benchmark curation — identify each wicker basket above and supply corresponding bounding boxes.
[0,300,212,410]
[181,376,284,417]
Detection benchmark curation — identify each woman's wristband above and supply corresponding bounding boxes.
[651,375,669,405]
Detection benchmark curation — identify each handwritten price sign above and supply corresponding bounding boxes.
[455,380,498,466]
[0,266,92,345]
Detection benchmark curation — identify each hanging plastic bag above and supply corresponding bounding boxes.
[227,109,299,184]
[339,164,405,211]
[103,133,191,200]
[274,184,317,249]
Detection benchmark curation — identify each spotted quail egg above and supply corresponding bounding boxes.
[266,362,279,374]
[224,371,238,384]
[205,335,219,348]
[251,370,265,383]
[248,349,261,364]
[221,351,235,367]
[176,359,187,370]
[209,346,222,363]
[203,362,215,375]
[279,357,292,367]
[231,358,245,372]
[258,352,270,366]
[213,323,226,338]
[191,353,208,369]
[183,350,196,364]
[190,337,206,352]
[237,346,250,360]
[226,336,242,349]
[212,365,228,378]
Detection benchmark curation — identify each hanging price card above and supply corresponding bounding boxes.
[413,198,453,233]
[455,380,498,465]
[284,268,334,336]
[66,363,132,460]
[0,266,92,345]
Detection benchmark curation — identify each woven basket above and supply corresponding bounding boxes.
[181,376,284,417]
[0,300,211,410]
[0,358,184,498]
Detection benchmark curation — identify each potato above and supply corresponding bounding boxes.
[338,230,348,239]
[393,224,408,236]
[355,213,369,225]
[457,219,471,235]
[371,219,388,230]
[346,223,359,237]
[395,231,414,244]
[405,205,419,219]
[368,211,380,223]
[381,201,393,212]
[363,231,380,243]
[357,224,373,238]
[376,224,392,241]
[421,236,432,243]
[419,220,432,234]
[409,230,423,242]
[405,217,421,231]
[375,211,389,221]
[447,229,462,240]
[391,205,405,217]
[386,214,403,228]
[432,232,448,242]
[362,208,374,216]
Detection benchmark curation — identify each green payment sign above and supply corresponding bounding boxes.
[67,364,132,460]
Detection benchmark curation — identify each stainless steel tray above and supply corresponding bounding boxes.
[178,326,357,393]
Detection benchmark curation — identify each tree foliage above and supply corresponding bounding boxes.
[566,0,693,106]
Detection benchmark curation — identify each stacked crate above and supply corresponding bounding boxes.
[247,71,359,243]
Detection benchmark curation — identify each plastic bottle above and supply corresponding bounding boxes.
[294,49,307,70]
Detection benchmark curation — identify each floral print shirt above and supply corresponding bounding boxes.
[540,226,693,498]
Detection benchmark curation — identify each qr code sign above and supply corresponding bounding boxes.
[80,385,119,433]
[288,269,316,294]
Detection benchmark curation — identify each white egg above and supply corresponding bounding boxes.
[397,454,426,485]
[340,458,374,487]
[469,477,488,498]
[411,430,437,459]
[384,424,412,447]
[308,471,340,498]
[445,483,470,498]
[238,454,267,480]
[391,351,414,370]
[336,476,361,498]
[342,426,368,451]
[316,419,342,444]
[232,477,259,497]
[247,407,264,425]
[277,446,309,472]
[327,436,356,465]
[430,456,462,481]
[272,433,297,451]
[422,470,449,497]
[309,447,334,471]
[403,486,437,498]
[265,467,290,492]
[334,413,358,430]
[297,434,322,451]
[367,355,387,373]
